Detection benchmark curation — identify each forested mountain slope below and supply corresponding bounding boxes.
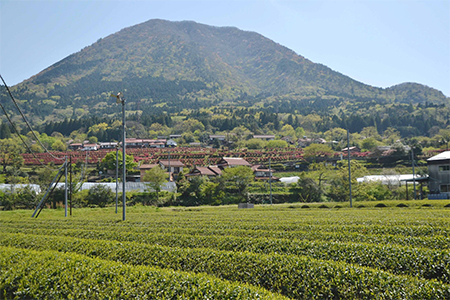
[2,19,447,126]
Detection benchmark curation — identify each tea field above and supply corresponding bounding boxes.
[1,201,450,299]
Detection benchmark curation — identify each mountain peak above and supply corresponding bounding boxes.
[8,19,448,125]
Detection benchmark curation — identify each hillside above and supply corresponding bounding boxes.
[2,19,447,125]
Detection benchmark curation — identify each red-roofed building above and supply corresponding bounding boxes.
[251,164,279,181]
[185,166,222,179]
[217,157,251,169]
[139,164,158,180]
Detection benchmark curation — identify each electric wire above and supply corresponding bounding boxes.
[0,74,64,161]
[0,78,47,167]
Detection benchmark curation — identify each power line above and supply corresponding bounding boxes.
[0,74,64,161]
[0,77,46,167]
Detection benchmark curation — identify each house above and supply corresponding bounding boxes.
[125,138,144,148]
[68,143,83,151]
[185,166,222,179]
[166,139,177,147]
[159,160,185,177]
[297,137,326,148]
[251,164,279,181]
[146,139,166,148]
[253,135,275,141]
[297,137,312,148]
[427,151,450,198]
[281,136,295,145]
[99,142,118,149]
[80,143,98,151]
[209,135,226,141]
[139,164,158,181]
[216,157,251,169]
[208,166,222,176]
[342,146,361,153]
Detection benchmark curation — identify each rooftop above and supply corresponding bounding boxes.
[427,151,450,161]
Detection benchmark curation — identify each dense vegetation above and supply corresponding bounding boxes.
[1,19,447,132]
[1,205,449,299]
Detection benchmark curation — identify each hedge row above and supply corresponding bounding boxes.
[4,233,450,299]
[8,225,442,281]
[2,219,448,250]
[0,246,287,300]
[248,193,298,204]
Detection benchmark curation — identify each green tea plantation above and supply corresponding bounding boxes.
[1,201,449,299]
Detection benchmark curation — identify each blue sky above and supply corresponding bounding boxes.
[1,0,449,96]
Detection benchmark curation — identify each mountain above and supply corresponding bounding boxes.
[3,19,449,125]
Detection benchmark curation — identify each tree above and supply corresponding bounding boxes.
[0,138,24,173]
[88,136,98,144]
[30,144,43,153]
[51,139,67,151]
[0,123,11,139]
[290,176,323,202]
[143,166,167,202]
[266,140,289,149]
[324,127,348,146]
[221,166,254,203]
[383,127,401,144]
[280,124,296,138]
[309,162,333,188]
[100,151,137,173]
[360,137,379,152]
[88,123,110,135]
[245,138,266,149]
[360,126,381,140]
[327,161,367,202]
[303,144,333,158]
[86,184,113,207]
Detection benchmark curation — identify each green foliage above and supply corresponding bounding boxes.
[221,166,254,202]
[0,246,284,300]
[354,182,393,201]
[0,138,24,173]
[2,207,450,300]
[303,143,333,158]
[86,185,113,207]
[265,139,289,148]
[290,176,323,202]
[100,151,137,172]
[5,20,447,143]
[245,138,267,149]
[143,165,167,201]
[51,139,67,151]
[360,137,380,151]
[328,161,368,202]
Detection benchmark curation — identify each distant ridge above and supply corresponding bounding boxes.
[4,19,448,124]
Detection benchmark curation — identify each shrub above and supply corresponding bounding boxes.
[86,185,113,208]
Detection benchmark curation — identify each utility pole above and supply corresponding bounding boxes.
[64,156,68,217]
[269,157,273,205]
[69,155,72,216]
[347,129,352,208]
[115,142,119,214]
[121,96,126,221]
[111,92,126,221]
[168,150,171,182]
[412,148,416,200]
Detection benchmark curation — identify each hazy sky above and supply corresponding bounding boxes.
[1,0,449,96]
